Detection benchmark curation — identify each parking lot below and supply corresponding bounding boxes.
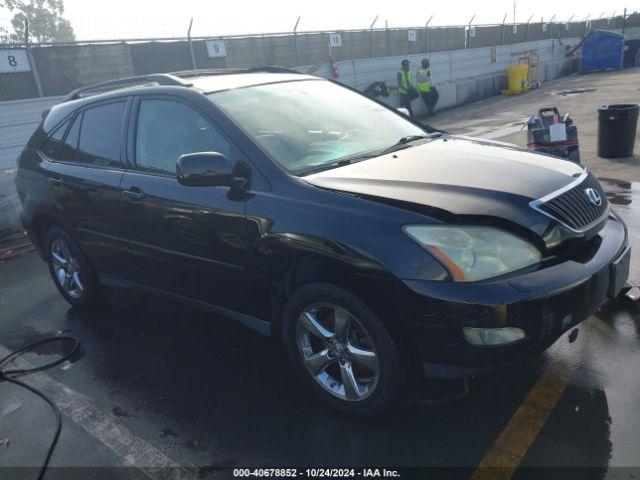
[1,68,639,479]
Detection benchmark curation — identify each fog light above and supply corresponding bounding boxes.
[463,326,526,346]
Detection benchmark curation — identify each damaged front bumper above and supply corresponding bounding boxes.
[393,216,629,378]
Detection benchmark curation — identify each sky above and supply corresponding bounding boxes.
[2,0,639,40]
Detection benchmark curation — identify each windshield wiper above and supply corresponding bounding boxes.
[299,157,361,176]
[379,132,442,156]
[326,158,354,169]
[399,134,432,143]
[298,132,443,176]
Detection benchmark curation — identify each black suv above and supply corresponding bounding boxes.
[16,69,630,416]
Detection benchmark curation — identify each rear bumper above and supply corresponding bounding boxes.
[393,216,629,378]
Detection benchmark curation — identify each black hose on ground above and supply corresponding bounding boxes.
[0,336,79,480]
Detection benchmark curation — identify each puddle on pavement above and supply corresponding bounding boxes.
[553,88,598,96]
[600,178,640,207]
[2,336,82,372]
[449,118,528,140]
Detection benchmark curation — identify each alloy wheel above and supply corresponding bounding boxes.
[296,302,380,401]
[50,238,84,299]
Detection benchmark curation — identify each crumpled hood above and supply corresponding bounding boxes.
[303,135,585,236]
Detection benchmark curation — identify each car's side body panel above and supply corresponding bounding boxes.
[117,170,250,311]
[44,159,127,276]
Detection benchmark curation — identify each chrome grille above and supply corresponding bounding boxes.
[533,172,609,231]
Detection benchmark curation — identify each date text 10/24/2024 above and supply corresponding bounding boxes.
[233,469,401,478]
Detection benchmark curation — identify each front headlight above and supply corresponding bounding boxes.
[404,225,542,281]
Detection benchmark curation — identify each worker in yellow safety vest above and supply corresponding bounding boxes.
[417,58,438,116]
[397,59,415,117]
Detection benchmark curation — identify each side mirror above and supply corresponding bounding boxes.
[397,107,410,116]
[176,152,234,187]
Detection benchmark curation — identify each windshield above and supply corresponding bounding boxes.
[208,80,427,175]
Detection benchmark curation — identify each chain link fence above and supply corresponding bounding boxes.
[0,13,638,102]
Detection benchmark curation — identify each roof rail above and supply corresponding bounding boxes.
[64,74,193,101]
[170,68,244,78]
[64,67,307,102]
[169,66,304,80]
[246,66,304,75]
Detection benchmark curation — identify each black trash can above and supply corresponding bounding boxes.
[597,104,639,158]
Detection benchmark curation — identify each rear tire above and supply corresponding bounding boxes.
[282,283,402,417]
[44,226,110,308]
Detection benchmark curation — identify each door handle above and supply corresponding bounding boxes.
[121,188,146,201]
[47,176,62,186]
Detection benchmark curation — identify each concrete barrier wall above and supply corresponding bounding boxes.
[307,26,640,117]
[306,40,574,116]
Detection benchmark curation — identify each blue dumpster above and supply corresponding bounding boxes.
[581,31,625,73]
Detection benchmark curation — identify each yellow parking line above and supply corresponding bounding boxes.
[469,367,569,480]
[470,313,617,480]
[586,316,615,338]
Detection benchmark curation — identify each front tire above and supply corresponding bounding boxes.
[44,226,108,308]
[282,283,402,417]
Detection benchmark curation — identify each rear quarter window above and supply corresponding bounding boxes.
[60,114,81,162]
[39,119,70,159]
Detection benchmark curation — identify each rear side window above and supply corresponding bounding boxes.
[59,114,81,162]
[135,99,230,175]
[40,119,69,159]
[77,102,126,167]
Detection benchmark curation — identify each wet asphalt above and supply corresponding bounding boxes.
[1,182,640,479]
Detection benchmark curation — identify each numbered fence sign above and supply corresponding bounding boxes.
[542,23,548,32]
[469,26,476,38]
[512,25,518,34]
[329,33,342,48]
[206,39,227,58]
[408,30,417,42]
[0,50,31,73]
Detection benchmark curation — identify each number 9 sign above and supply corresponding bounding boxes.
[206,39,227,59]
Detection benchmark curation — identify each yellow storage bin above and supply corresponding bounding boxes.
[502,64,530,95]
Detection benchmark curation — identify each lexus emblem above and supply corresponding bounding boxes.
[585,188,602,207]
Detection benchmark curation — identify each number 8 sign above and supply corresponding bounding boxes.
[0,50,32,73]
